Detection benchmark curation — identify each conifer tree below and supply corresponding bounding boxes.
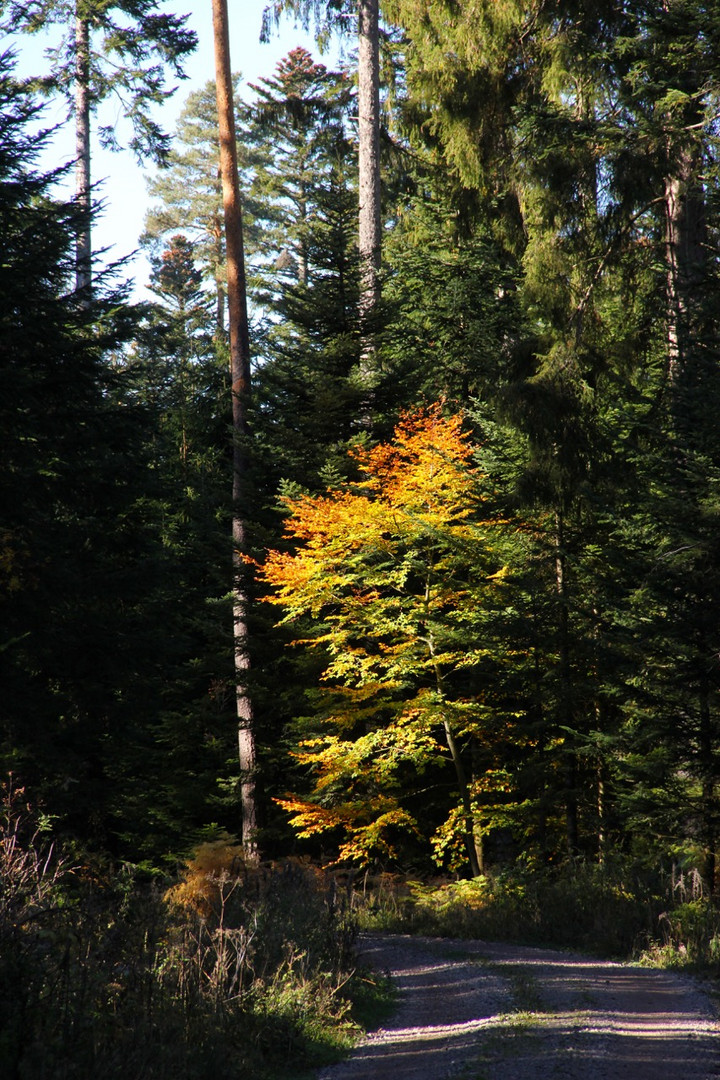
[262,0,385,388]
[0,51,170,848]
[248,48,361,491]
[11,0,196,294]
[119,238,241,858]
[143,78,263,333]
[212,0,258,860]
[248,47,353,296]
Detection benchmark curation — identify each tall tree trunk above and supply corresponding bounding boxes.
[555,507,578,856]
[357,0,381,373]
[662,17,706,387]
[664,149,706,385]
[211,0,258,861]
[74,9,92,297]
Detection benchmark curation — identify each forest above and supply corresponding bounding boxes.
[3,0,720,1076]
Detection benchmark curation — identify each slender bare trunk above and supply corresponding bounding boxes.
[74,10,91,297]
[555,508,578,856]
[425,597,482,876]
[664,154,706,384]
[357,0,381,371]
[662,13,705,386]
[597,763,606,865]
[212,0,258,861]
[442,717,483,877]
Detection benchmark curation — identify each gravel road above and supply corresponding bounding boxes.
[317,934,720,1080]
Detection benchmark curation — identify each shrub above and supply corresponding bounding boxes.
[641,899,720,970]
[355,859,663,957]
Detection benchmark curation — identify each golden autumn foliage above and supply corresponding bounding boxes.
[260,405,515,871]
[164,836,246,918]
[164,838,334,922]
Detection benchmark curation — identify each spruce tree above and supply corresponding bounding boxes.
[248,47,353,297]
[247,49,361,492]
[262,0,385,396]
[0,52,162,849]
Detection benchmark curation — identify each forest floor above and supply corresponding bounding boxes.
[318,933,720,1080]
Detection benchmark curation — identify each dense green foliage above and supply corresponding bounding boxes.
[4,3,720,1067]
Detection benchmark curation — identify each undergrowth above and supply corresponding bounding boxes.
[0,783,379,1080]
[6,773,719,1080]
[638,871,720,972]
[352,858,720,971]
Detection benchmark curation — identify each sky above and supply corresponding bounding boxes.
[11,0,341,298]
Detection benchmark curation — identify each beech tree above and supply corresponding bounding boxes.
[260,406,516,874]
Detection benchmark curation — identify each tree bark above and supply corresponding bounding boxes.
[74,8,92,297]
[555,508,578,857]
[661,13,706,388]
[211,0,258,861]
[664,152,706,384]
[442,717,483,877]
[357,0,381,370]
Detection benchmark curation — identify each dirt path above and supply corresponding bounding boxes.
[317,934,720,1080]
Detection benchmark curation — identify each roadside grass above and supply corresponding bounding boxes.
[348,966,398,1031]
[4,776,718,1080]
[638,898,720,973]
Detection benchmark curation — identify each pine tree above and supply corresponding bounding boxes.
[212,0,259,860]
[12,0,196,293]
